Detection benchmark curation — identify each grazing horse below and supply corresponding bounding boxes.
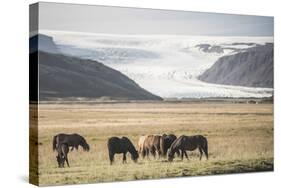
[53,133,90,152]
[107,137,139,165]
[138,135,148,158]
[143,135,162,159]
[56,143,70,168]
[168,135,208,161]
[160,134,180,157]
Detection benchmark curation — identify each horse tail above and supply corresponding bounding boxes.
[160,136,165,157]
[203,136,208,159]
[52,135,57,151]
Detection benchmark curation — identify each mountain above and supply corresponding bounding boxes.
[31,51,162,101]
[30,34,59,54]
[198,43,273,88]
[29,34,162,101]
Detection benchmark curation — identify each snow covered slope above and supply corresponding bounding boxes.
[40,30,273,99]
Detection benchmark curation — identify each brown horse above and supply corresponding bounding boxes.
[56,143,70,168]
[107,137,139,165]
[168,135,208,161]
[53,133,90,152]
[142,135,162,159]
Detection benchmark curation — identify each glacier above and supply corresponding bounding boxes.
[40,30,274,99]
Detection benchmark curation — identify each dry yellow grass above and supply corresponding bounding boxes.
[30,102,273,186]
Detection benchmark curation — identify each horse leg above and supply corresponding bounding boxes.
[65,156,70,167]
[75,145,79,151]
[181,149,184,160]
[151,148,156,159]
[184,151,189,160]
[141,149,146,159]
[156,148,161,159]
[199,147,203,160]
[176,150,181,157]
[146,148,151,160]
[123,153,127,164]
[109,153,114,165]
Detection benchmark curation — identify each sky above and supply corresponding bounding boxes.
[36,2,274,36]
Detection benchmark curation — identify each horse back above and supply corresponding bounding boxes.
[190,135,207,145]
[181,135,207,150]
[143,135,162,151]
[57,133,82,145]
[107,137,124,154]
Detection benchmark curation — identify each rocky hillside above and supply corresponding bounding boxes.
[29,34,162,101]
[198,43,273,88]
[32,51,162,101]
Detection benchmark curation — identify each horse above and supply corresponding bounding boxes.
[56,143,70,168]
[53,133,90,152]
[107,136,139,165]
[137,135,148,158]
[143,135,162,159]
[160,134,180,157]
[168,135,208,161]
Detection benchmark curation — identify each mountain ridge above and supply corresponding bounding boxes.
[198,43,273,88]
[33,51,162,101]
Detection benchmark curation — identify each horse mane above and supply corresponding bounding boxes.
[122,137,137,154]
[170,135,184,152]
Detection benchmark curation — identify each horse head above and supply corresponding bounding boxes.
[56,155,65,168]
[167,148,174,162]
[83,143,90,151]
[131,151,139,163]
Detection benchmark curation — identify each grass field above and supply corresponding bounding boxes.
[29,102,273,186]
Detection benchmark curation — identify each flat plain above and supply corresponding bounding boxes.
[30,102,273,186]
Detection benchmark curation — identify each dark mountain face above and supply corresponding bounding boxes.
[29,34,162,101]
[198,43,273,88]
[31,51,162,101]
[29,34,59,54]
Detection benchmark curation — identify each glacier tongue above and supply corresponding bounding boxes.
[41,30,273,99]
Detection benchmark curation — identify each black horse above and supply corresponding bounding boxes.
[107,137,139,165]
[56,143,70,168]
[168,135,208,161]
[160,134,180,157]
[53,133,90,152]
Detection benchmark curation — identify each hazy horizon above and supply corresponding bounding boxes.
[36,2,274,36]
